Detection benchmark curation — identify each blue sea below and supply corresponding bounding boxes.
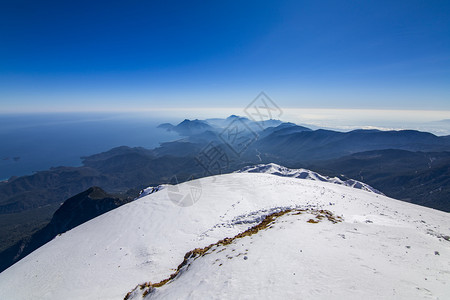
[0,113,181,180]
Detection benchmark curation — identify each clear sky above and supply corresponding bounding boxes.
[1,0,449,113]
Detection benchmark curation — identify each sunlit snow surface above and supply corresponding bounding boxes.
[0,173,449,300]
[236,163,383,194]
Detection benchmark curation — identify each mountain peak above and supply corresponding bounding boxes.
[2,172,448,299]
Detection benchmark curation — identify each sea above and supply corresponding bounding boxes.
[0,113,181,180]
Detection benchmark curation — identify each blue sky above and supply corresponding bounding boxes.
[1,0,450,112]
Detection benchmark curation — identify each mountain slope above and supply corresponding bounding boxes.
[0,173,448,299]
[0,187,132,273]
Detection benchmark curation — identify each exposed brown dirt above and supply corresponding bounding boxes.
[124,208,343,299]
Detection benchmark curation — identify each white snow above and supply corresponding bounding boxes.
[136,185,167,199]
[0,172,449,300]
[236,163,383,194]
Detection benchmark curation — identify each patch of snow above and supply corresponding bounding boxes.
[236,163,384,195]
[136,185,167,199]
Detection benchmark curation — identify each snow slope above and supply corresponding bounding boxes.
[236,163,383,194]
[0,173,449,300]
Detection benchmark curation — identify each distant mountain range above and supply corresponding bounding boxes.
[251,127,450,162]
[158,119,214,136]
[0,115,449,259]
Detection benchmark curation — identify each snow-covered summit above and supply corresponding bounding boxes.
[0,173,448,299]
[236,163,383,195]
